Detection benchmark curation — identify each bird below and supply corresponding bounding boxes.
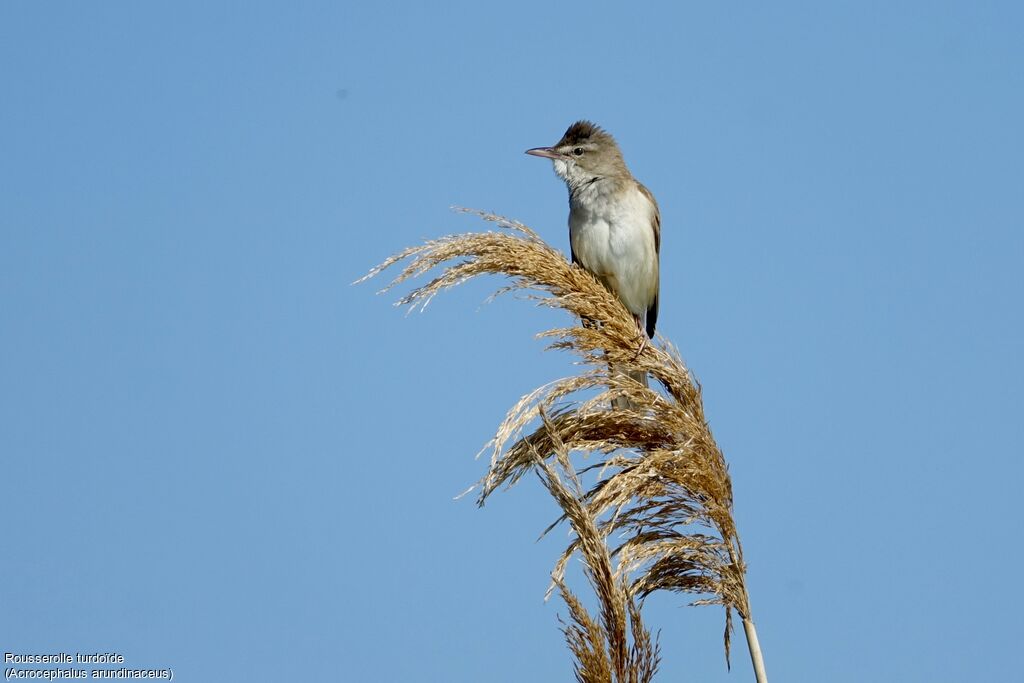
[526,120,660,408]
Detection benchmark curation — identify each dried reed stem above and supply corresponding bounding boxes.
[743,616,768,683]
[359,209,767,682]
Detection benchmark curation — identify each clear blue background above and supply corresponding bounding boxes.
[2,2,1022,681]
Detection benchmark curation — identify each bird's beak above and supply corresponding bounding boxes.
[525,146,562,160]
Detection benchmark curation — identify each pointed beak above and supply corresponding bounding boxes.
[525,146,562,160]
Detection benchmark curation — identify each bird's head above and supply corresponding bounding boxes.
[526,120,628,188]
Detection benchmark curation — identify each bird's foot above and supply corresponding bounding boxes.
[633,315,648,359]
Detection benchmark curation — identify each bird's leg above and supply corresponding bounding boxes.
[634,315,648,358]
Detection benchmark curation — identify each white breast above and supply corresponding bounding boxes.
[569,181,659,319]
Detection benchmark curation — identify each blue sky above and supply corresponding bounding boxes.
[2,2,1022,681]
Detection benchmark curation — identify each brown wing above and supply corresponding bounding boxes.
[638,183,661,337]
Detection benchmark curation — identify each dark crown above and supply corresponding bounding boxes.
[559,120,615,147]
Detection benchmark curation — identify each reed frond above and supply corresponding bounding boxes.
[360,209,765,681]
[532,408,660,683]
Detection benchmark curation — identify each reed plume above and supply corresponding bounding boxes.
[359,209,768,682]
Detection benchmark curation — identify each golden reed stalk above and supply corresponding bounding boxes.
[359,209,768,683]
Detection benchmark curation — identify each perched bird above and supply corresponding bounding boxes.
[526,120,661,406]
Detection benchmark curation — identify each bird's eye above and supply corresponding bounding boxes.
[572,147,585,156]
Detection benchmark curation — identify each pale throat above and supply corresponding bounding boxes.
[552,159,599,193]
